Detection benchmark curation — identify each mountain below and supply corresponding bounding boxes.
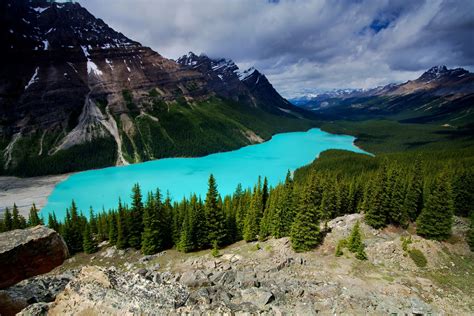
[289,89,362,109]
[176,52,310,117]
[0,0,313,177]
[293,66,474,124]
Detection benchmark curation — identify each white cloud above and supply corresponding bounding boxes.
[78,0,474,97]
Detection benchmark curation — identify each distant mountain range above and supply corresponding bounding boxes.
[0,0,313,176]
[291,65,474,124]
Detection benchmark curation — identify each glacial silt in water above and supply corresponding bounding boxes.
[41,128,369,219]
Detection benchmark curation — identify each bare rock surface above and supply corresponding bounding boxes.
[20,266,188,315]
[0,270,76,316]
[0,226,69,289]
[11,215,474,315]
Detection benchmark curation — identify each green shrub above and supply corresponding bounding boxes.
[211,240,220,257]
[355,247,368,260]
[335,239,347,257]
[401,235,413,252]
[251,242,261,251]
[409,248,427,267]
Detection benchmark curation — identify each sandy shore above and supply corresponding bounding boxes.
[0,174,70,218]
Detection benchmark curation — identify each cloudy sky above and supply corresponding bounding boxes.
[79,0,474,98]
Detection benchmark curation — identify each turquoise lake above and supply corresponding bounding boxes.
[41,128,368,219]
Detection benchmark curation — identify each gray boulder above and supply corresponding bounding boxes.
[241,287,274,308]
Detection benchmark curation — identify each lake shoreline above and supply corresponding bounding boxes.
[1,128,369,219]
[42,128,368,219]
[0,174,71,218]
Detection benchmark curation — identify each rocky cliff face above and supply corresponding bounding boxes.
[0,226,68,289]
[0,0,311,177]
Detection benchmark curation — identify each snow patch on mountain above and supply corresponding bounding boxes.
[236,67,256,81]
[87,61,103,76]
[25,67,39,90]
[32,7,48,14]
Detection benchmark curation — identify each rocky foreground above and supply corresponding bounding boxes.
[1,214,473,315]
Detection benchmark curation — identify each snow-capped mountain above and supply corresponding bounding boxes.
[176,52,308,115]
[293,65,474,123]
[0,0,312,176]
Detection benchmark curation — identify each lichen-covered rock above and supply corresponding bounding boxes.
[20,266,189,315]
[0,226,68,289]
[0,270,76,316]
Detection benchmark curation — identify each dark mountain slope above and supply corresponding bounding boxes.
[0,0,314,176]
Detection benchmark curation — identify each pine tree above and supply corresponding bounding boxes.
[358,179,372,214]
[89,208,98,235]
[388,169,408,227]
[404,158,424,221]
[161,191,173,249]
[3,207,13,231]
[193,196,208,249]
[28,204,42,226]
[259,187,276,239]
[262,177,269,210]
[12,204,26,229]
[83,222,98,254]
[97,211,109,242]
[365,165,389,229]
[63,201,84,254]
[177,203,194,253]
[337,181,350,215]
[453,171,474,217]
[233,184,245,239]
[320,178,338,224]
[468,211,474,252]
[128,184,144,249]
[47,213,59,232]
[416,172,454,241]
[204,174,227,246]
[116,199,128,249]
[243,181,263,242]
[178,195,206,252]
[347,221,367,260]
[171,196,184,246]
[290,178,322,252]
[348,221,363,252]
[223,196,237,244]
[108,212,118,245]
[142,190,167,255]
[272,171,295,238]
[347,181,359,214]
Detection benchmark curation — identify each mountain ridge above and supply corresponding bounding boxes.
[291,65,474,124]
[0,0,314,177]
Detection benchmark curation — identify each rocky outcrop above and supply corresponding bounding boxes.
[20,266,189,315]
[0,270,75,316]
[10,215,473,315]
[0,226,68,289]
